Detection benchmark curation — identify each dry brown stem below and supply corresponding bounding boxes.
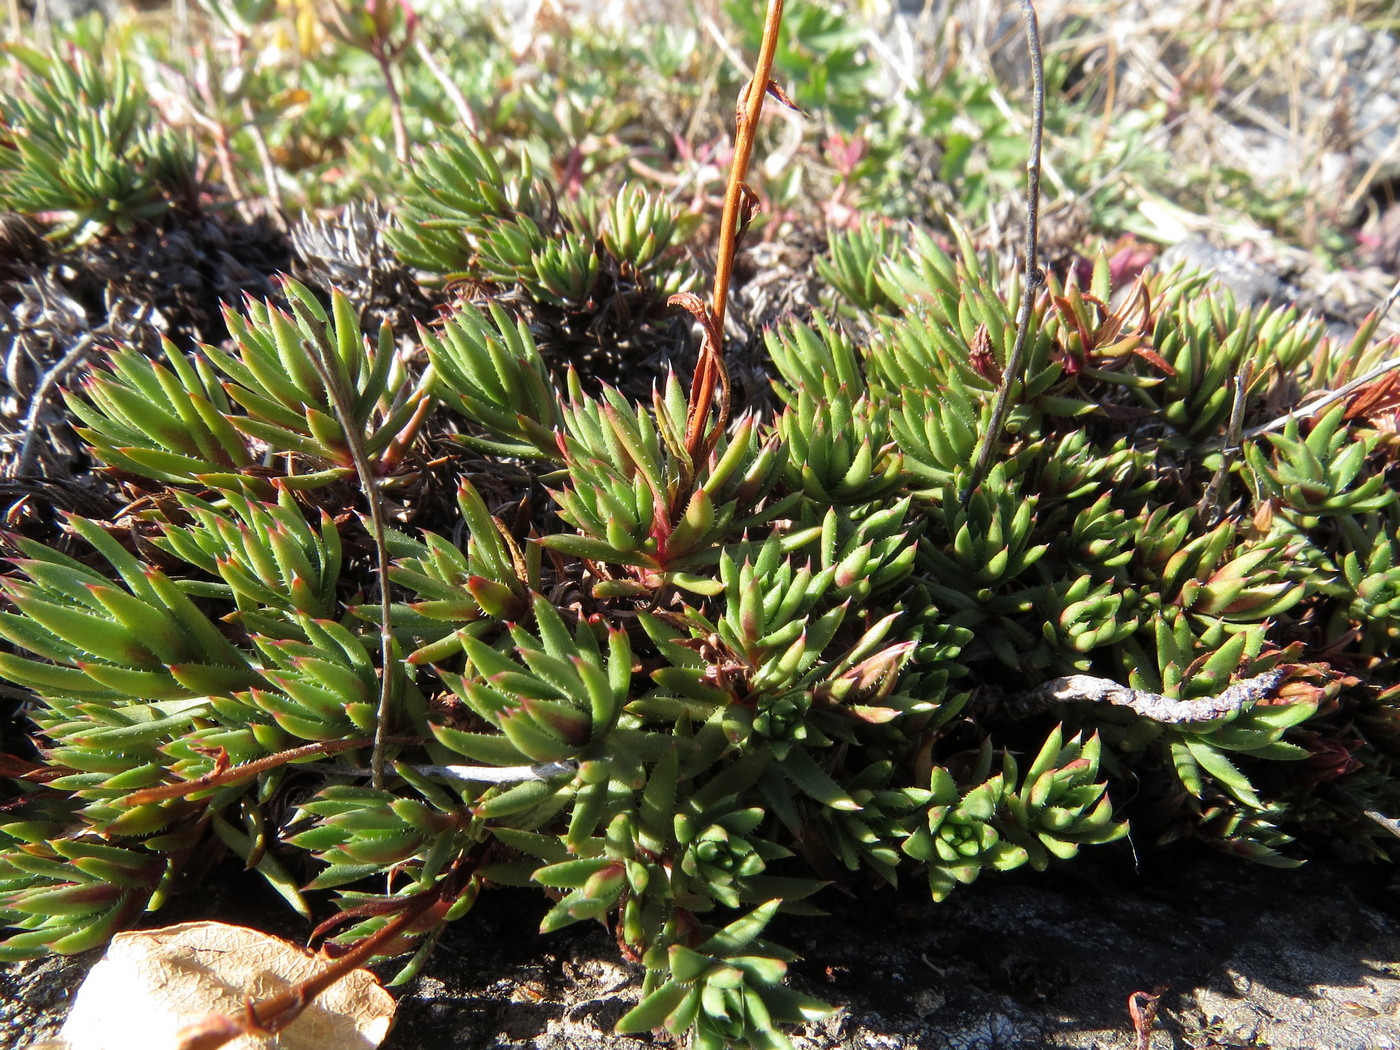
[682,0,787,468]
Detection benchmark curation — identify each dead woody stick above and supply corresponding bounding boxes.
[1004,670,1287,723]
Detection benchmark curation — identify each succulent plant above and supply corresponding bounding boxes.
[1,3,1399,1049]
[0,48,199,243]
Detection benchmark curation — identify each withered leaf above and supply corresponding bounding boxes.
[53,921,394,1050]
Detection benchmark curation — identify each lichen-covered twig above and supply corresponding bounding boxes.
[1364,809,1400,841]
[1005,670,1287,723]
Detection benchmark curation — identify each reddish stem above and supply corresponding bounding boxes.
[124,736,424,805]
[682,0,786,466]
[175,877,452,1050]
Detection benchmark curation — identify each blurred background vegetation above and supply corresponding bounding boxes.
[4,0,1398,264]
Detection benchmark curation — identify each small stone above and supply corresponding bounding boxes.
[1225,967,1252,996]
[914,989,945,1015]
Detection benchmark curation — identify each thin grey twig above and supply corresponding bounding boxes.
[1005,670,1287,723]
[377,50,411,167]
[1232,355,1400,444]
[1380,274,1400,320]
[298,760,578,784]
[299,327,398,791]
[963,0,1044,507]
[414,35,479,136]
[13,332,94,478]
[242,98,286,219]
[700,13,750,77]
[1196,361,1252,524]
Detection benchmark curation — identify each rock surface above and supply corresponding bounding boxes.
[7,843,1396,1050]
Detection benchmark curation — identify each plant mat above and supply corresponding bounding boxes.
[2,114,1399,1050]
[3,3,1400,1049]
[368,842,1400,1050]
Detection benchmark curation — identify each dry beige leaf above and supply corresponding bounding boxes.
[47,921,395,1050]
